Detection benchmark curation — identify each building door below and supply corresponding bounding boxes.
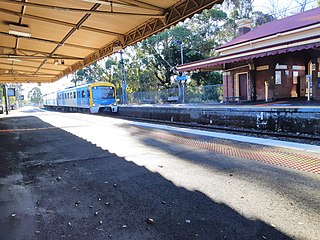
[239,73,248,100]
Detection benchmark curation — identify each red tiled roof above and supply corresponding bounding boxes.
[217,7,320,50]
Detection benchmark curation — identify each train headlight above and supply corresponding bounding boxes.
[92,103,96,107]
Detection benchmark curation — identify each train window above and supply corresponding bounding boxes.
[87,90,90,98]
[82,90,85,98]
[73,92,76,98]
[65,93,67,99]
[92,86,115,99]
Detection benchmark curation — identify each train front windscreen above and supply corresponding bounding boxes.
[92,86,115,102]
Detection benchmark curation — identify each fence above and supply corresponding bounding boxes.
[123,84,223,104]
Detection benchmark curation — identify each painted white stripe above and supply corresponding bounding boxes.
[129,121,320,154]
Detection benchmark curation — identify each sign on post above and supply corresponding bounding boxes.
[176,75,187,81]
[7,88,15,96]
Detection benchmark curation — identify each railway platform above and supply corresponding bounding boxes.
[1,107,320,240]
[117,99,320,137]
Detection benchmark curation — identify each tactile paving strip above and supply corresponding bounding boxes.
[149,130,320,174]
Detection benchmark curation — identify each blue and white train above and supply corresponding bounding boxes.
[43,82,118,113]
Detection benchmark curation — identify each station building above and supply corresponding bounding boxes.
[177,7,320,102]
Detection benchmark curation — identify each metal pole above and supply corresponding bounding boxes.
[119,50,127,105]
[180,43,184,65]
[307,75,311,101]
[180,42,185,103]
[3,84,9,114]
[17,84,22,108]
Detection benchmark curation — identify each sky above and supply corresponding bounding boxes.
[253,0,318,14]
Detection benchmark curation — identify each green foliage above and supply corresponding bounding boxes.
[224,0,254,19]
[129,7,230,89]
[28,87,42,105]
[104,57,121,89]
[190,71,222,86]
[71,62,107,86]
[252,11,276,27]
[185,85,223,103]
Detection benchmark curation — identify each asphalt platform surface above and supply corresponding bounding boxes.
[1,107,319,240]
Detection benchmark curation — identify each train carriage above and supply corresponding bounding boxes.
[43,82,118,113]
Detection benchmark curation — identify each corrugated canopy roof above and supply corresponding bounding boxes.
[0,0,223,84]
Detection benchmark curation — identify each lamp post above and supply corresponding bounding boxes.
[113,46,128,105]
[2,84,9,114]
[173,40,184,64]
[119,50,128,105]
[173,40,185,103]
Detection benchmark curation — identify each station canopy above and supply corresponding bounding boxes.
[0,0,223,84]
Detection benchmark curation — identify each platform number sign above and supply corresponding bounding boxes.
[7,88,15,96]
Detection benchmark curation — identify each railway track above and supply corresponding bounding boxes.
[107,114,320,146]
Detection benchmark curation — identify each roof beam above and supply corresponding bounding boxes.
[59,0,224,80]
[0,0,165,18]
[1,57,72,67]
[111,0,164,12]
[82,0,164,12]
[13,0,27,54]
[0,45,85,59]
[121,0,224,47]
[35,3,102,73]
[0,54,83,60]
[0,61,62,72]
[0,31,98,51]
[0,76,56,82]
[0,0,224,84]
[0,72,56,77]
[0,8,123,38]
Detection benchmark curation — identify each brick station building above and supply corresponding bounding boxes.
[177,7,320,102]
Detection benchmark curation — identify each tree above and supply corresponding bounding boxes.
[252,11,276,27]
[28,87,42,106]
[104,58,117,83]
[293,0,308,12]
[71,62,107,86]
[224,0,254,19]
[131,7,230,89]
[137,25,193,88]
[188,8,230,54]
